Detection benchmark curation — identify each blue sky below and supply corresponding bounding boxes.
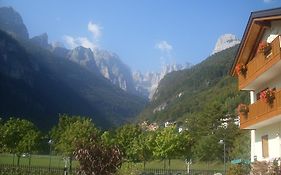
[1,0,281,72]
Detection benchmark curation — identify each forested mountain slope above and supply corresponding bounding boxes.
[138,45,249,123]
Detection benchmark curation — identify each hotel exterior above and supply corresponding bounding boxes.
[231,8,281,162]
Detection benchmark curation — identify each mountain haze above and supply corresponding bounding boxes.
[0,7,147,129]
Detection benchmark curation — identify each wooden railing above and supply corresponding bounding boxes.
[238,36,281,90]
[240,89,281,129]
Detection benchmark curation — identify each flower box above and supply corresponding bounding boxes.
[258,41,272,57]
[235,64,247,76]
[260,88,275,105]
[237,104,249,116]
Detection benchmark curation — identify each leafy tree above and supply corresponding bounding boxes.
[51,114,99,171]
[115,124,142,162]
[153,126,181,169]
[193,134,220,162]
[177,130,193,160]
[50,114,83,144]
[128,131,155,168]
[101,131,116,147]
[2,118,41,165]
[229,130,251,160]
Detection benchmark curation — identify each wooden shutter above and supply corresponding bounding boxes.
[262,135,269,158]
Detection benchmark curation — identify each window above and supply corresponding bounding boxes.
[262,135,269,158]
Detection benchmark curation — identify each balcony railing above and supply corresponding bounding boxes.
[240,89,281,129]
[238,36,281,90]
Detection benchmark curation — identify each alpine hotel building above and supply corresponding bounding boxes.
[231,7,281,162]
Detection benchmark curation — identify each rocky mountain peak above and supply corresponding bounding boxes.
[212,34,240,55]
[133,63,191,99]
[93,49,138,94]
[30,33,50,49]
[0,7,29,40]
[67,46,100,72]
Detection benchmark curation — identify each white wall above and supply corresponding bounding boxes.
[263,20,281,44]
[253,121,281,161]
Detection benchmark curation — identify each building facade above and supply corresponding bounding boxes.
[231,8,281,162]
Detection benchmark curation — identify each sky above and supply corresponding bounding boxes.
[1,0,281,72]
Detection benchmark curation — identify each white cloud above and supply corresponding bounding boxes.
[64,35,98,50]
[88,21,102,39]
[63,21,102,51]
[155,40,173,53]
[64,35,78,49]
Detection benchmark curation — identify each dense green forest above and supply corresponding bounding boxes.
[138,45,251,163]
[139,45,249,123]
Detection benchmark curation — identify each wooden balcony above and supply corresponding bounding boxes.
[240,89,281,129]
[238,36,281,90]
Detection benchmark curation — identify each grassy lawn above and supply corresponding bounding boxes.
[0,154,78,168]
[144,159,224,170]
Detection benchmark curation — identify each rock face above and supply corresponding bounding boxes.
[0,7,29,40]
[133,63,191,99]
[0,24,147,130]
[30,33,51,49]
[212,34,240,55]
[63,46,138,95]
[67,46,101,75]
[93,49,137,95]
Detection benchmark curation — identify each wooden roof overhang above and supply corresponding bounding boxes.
[230,7,281,76]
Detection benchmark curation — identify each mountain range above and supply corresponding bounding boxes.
[0,6,245,130]
[0,7,147,129]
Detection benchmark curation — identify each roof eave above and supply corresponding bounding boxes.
[230,7,281,76]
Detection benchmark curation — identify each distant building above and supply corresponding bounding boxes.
[164,121,176,127]
[140,121,159,131]
[231,7,281,162]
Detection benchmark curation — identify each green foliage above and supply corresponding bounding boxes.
[138,45,248,123]
[138,45,250,163]
[0,166,64,175]
[50,114,99,157]
[2,118,41,155]
[1,118,41,166]
[115,124,142,162]
[101,131,116,146]
[229,131,251,160]
[127,131,155,166]
[153,126,181,160]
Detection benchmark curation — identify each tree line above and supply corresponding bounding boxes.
[0,113,249,174]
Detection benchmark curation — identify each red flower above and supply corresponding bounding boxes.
[235,64,247,76]
[260,88,275,104]
[258,41,271,55]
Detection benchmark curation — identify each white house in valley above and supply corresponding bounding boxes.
[231,7,281,162]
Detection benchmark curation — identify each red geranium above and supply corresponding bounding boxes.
[235,64,247,76]
[258,41,271,55]
[260,88,275,104]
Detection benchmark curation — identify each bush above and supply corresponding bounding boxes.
[227,164,250,175]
